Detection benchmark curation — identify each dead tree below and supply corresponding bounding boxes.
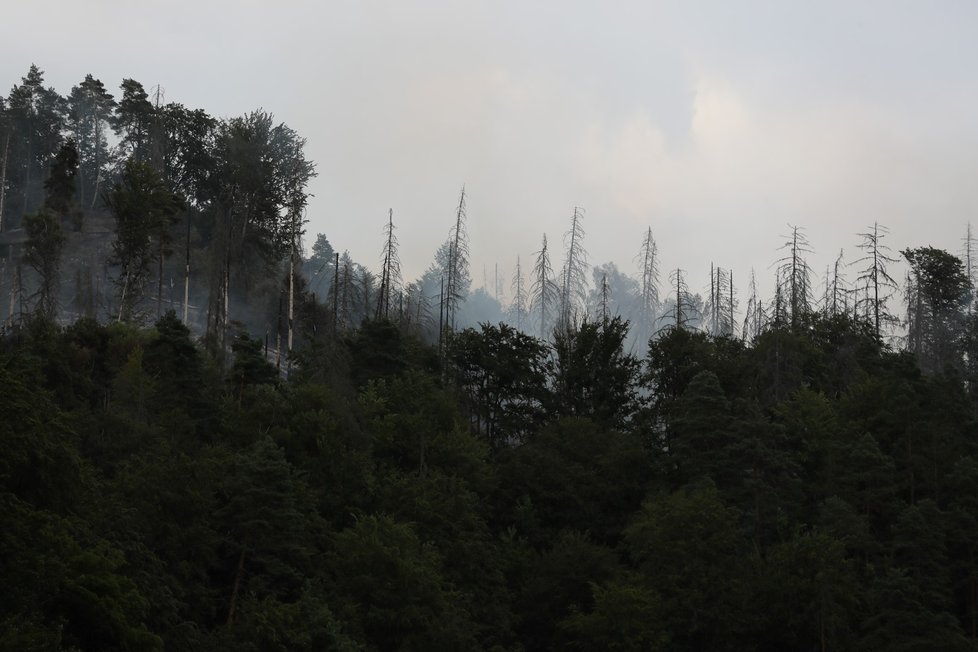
[510,255,528,331]
[531,233,559,340]
[635,226,660,346]
[376,208,401,320]
[854,222,898,339]
[775,225,814,328]
[559,206,589,332]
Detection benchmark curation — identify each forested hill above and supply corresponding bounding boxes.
[5,64,978,651]
[4,306,978,650]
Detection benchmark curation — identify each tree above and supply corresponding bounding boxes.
[855,222,899,339]
[742,269,767,342]
[776,225,814,328]
[22,140,79,318]
[376,209,401,320]
[586,263,640,333]
[902,246,971,374]
[559,207,589,332]
[67,74,116,208]
[530,234,558,340]
[823,249,848,317]
[963,223,978,316]
[111,78,155,164]
[444,186,470,329]
[551,316,641,428]
[665,268,694,331]
[206,110,315,345]
[106,160,181,321]
[5,65,67,223]
[447,322,550,446]
[636,226,661,348]
[304,233,335,299]
[158,102,216,203]
[705,264,736,337]
[509,256,528,331]
[623,483,748,648]
[215,437,313,625]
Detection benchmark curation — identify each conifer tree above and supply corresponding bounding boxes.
[444,186,470,330]
[742,269,766,342]
[376,209,401,320]
[962,223,976,316]
[776,225,814,328]
[5,65,67,223]
[635,226,660,345]
[559,207,589,332]
[668,268,693,331]
[854,222,898,339]
[23,139,78,318]
[67,74,116,209]
[111,78,154,164]
[531,233,558,340]
[509,255,528,331]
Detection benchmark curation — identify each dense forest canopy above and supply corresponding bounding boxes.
[4,65,978,650]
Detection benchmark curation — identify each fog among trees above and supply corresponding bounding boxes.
[4,65,978,650]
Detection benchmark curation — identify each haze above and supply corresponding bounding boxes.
[6,0,977,300]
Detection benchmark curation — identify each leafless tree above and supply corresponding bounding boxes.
[376,208,401,320]
[775,224,814,328]
[635,226,660,345]
[854,222,898,338]
[531,233,559,340]
[509,255,528,331]
[444,186,470,329]
[559,206,589,332]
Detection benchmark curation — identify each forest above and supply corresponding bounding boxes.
[4,65,978,650]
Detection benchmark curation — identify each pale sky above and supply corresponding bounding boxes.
[5,0,978,305]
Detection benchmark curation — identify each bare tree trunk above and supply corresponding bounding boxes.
[438,276,444,356]
[275,293,282,371]
[157,230,164,318]
[0,130,10,232]
[333,252,339,334]
[226,548,246,626]
[287,240,295,373]
[183,212,191,323]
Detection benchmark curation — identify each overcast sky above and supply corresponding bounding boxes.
[5,0,978,304]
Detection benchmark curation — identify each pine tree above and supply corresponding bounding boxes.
[635,226,660,346]
[668,268,694,331]
[509,256,528,331]
[5,65,67,223]
[444,186,470,329]
[962,223,977,316]
[67,74,116,209]
[776,225,814,328]
[531,233,559,340]
[854,222,898,339]
[111,78,154,164]
[376,209,401,320]
[22,140,79,318]
[559,206,589,332]
[742,269,766,342]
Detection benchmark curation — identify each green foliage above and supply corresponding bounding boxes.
[552,316,641,427]
[624,483,749,648]
[105,160,182,321]
[447,321,550,446]
[5,295,978,650]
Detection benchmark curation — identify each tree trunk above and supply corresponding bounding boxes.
[0,130,10,232]
[226,548,246,626]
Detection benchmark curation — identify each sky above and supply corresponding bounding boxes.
[5,0,978,307]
